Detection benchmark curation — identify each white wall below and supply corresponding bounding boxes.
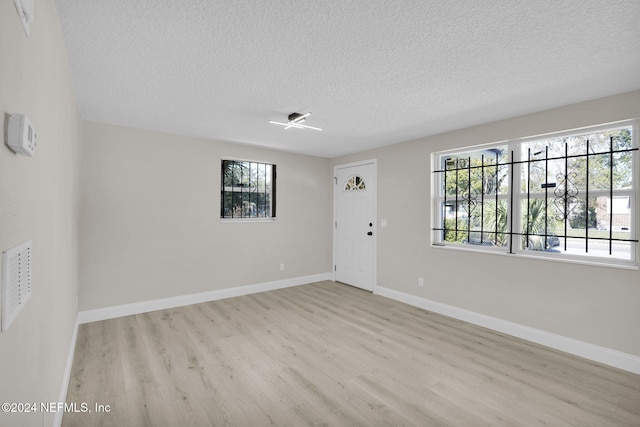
[79,122,332,311]
[0,0,81,426]
[332,90,640,358]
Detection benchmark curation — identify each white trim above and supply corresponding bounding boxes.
[53,320,79,427]
[333,159,378,292]
[375,285,640,375]
[77,273,332,324]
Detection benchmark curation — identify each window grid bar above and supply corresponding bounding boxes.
[480,155,485,244]
[610,137,614,255]
[455,160,459,242]
[237,162,242,218]
[271,165,276,217]
[443,161,448,242]
[432,146,638,174]
[431,228,638,243]
[495,152,499,244]
[563,143,568,252]
[466,157,471,243]
[544,146,549,250]
[509,150,515,254]
[261,163,266,217]
[250,162,255,217]
[526,148,531,249]
[221,161,225,218]
[586,141,590,253]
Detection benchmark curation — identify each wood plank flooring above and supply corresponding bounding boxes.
[63,281,640,426]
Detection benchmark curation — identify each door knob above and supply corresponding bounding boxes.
[367,231,373,236]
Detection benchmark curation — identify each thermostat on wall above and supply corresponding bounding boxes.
[7,114,37,156]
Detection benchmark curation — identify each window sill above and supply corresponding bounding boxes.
[221,218,276,223]
[431,243,639,271]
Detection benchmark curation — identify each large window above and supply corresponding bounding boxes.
[221,159,276,220]
[432,121,638,267]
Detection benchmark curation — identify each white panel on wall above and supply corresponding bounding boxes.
[2,241,32,332]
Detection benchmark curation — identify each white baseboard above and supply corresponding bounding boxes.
[375,286,640,375]
[77,273,332,324]
[54,320,79,427]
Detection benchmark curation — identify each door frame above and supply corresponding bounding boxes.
[333,159,378,292]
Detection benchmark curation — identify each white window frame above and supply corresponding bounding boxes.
[432,119,639,269]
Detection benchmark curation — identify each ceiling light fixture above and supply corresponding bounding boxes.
[269,112,322,131]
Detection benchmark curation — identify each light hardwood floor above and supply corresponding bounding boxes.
[63,281,640,426]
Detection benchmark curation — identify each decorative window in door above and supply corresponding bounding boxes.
[345,175,366,191]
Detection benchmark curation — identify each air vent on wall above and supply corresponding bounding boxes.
[2,241,32,332]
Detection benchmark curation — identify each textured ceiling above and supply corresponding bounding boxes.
[54,0,640,157]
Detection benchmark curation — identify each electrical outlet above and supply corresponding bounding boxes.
[418,277,424,287]
[280,263,285,272]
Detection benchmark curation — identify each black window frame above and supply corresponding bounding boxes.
[221,158,276,220]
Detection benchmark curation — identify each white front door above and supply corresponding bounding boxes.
[334,161,376,291]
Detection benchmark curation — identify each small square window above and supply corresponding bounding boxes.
[221,159,276,220]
